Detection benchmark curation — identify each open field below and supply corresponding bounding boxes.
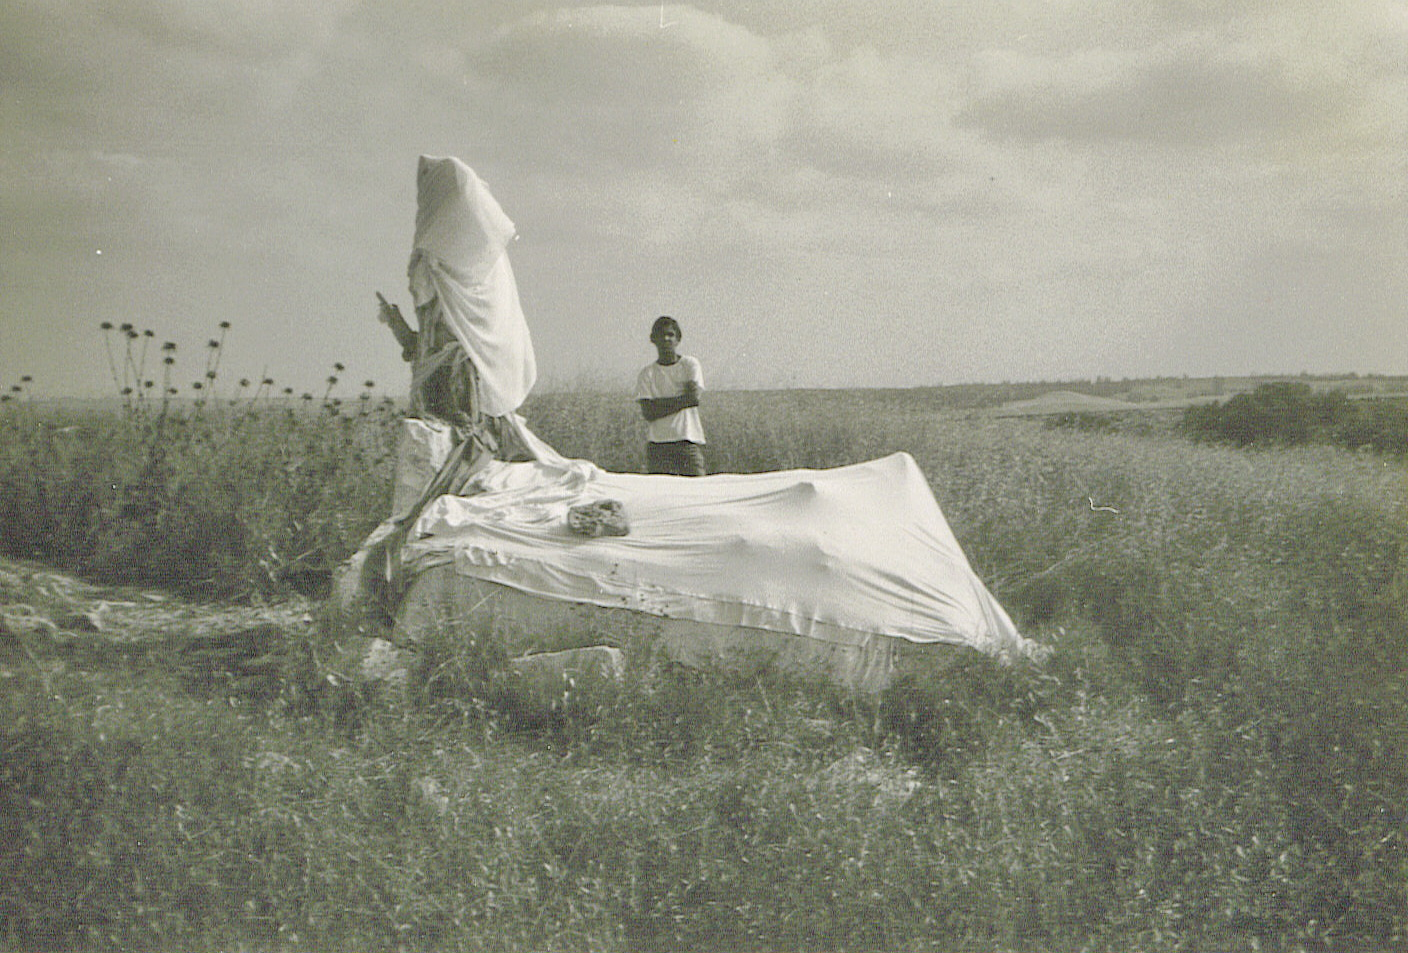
[2,386,1406,951]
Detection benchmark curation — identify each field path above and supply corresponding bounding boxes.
[0,556,317,676]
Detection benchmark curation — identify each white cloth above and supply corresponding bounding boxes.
[403,448,1032,661]
[635,356,706,444]
[407,156,536,416]
[390,417,457,519]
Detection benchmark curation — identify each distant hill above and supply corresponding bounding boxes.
[992,391,1142,417]
[14,375,1408,418]
[987,375,1408,417]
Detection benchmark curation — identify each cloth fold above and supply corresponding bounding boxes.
[409,156,536,416]
[403,448,1033,661]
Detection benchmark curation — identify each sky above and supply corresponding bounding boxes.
[3,0,1406,398]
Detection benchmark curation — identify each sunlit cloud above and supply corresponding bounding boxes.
[1,0,1403,394]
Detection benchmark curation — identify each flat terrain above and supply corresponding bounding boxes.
[2,385,1405,952]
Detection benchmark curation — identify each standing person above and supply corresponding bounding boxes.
[635,315,707,476]
[375,156,537,459]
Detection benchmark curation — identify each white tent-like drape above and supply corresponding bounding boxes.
[344,156,1038,691]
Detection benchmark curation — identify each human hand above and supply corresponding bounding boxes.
[375,294,393,323]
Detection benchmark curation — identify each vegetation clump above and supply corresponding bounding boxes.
[0,326,397,598]
[1183,380,1408,454]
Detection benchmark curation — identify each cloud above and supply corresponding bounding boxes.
[958,0,1408,151]
[469,6,780,163]
[485,5,774,93]
[466,6,1020,256]
[962,33,1344,144]
[102,0,353,59]
[782,46,961,177]
[3,0,1403,395]
[2,1,329,153]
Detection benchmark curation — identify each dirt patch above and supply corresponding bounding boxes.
[0,555,319,673]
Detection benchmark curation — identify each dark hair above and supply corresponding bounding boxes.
[650,315,682,342]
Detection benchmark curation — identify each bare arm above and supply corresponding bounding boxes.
[637,381,700,421]
[377,293,418,361]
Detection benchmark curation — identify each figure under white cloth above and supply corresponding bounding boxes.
[358,156,543,611]
[376,155,537,461]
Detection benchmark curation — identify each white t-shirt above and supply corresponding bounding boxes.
[635,355,706,444]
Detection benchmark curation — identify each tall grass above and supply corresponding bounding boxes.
[1,382,1405,950]
[0,392,399,599]
[444,388,1408,950]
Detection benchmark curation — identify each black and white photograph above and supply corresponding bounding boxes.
[2,2,1405,950]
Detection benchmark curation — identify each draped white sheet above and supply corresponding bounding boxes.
[402,436,1032,663]
[407,155,536,416]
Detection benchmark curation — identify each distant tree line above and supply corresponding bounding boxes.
[1183,381,1408,454]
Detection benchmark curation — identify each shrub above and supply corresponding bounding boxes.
[1184,382,1407,454]
[1335,398,1408,454]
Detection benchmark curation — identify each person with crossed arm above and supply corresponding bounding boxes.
[635,315,707,476]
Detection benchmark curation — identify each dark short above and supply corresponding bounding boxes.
[647,440,706,477]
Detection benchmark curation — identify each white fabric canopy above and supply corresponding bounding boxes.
[402,438,1030,661]
[407,155,536,416]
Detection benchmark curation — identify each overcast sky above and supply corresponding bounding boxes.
[3,0,1405,397]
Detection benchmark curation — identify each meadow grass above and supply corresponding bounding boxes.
[1,386,1405,951]
[0,396,400,598]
